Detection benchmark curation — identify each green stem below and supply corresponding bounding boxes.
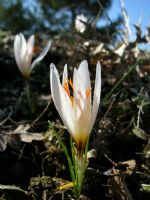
[24,79,34,114]
[76,155,85,198]
[49,122,90,199]
[74,137,89,199]
[48,121,75,182]
[70,136,76,180]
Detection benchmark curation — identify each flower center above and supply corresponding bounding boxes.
[63,79,92,105]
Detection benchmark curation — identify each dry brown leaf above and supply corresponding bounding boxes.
[105,159,136,200]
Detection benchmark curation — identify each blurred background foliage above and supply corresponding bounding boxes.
[0,0,121,36]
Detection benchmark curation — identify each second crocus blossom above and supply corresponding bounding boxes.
[14,33,51,79]
[50,60,101,154]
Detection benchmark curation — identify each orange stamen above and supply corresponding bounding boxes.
[86,88,92,98]
[63,81,70,97]
[63,79,74,105]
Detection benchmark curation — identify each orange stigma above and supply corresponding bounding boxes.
[63,79,92,104]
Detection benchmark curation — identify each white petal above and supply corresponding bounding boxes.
[78,60,91,90]
[62,64,68,85]
[73,97,91,138]
[21,54,32,78]
[27,35,34,54]
[50,63,74,135]
[78,60,91,110]
[14,34,22,68]
[31,40,51,69]
[73,61,92,136]
[50,63,62,113]
[14,33,28,76]
[19,33,27,61]
[90,61,101,132]
[73,68,85,115]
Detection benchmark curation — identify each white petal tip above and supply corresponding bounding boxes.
[48,40,52,47]
[64,64,67,68]
[81,60,88,65]
[46,40,52,51]
[50,63,55,70]
[97,60,101,67]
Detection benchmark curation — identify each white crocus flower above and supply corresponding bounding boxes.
[14,33,51,79]
[50,60,101,154]
[75,14,87,33]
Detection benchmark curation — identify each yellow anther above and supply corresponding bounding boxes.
[59,181,74,191]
